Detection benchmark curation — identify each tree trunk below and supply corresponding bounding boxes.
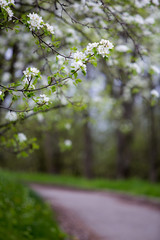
[43,131,54,173]
[116,102,133,179]
[83,110,93,179]
[149,105,158,182]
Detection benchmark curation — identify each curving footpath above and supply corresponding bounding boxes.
[31,184,160,240]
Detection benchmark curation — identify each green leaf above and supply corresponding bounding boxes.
[132,88,140,94]
[51,85,56,92]
[82,70,86,76]
[75,78,82,84]
[74,72,78,79]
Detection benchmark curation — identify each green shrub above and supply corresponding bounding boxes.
[0,173,66,240]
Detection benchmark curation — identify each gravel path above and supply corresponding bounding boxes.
[31,184,160,240]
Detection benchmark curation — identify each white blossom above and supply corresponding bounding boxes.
[27,13,54,34]
[71,51,87,72]
[150,65,160,75]
[151,89,159,98]
[115,45,130,52]
[0,0,14,8]
[71,60,86,72]
[23,67,40,78]
[60,96,68,105]
[85,39,113,57]
[133,15,144,25]
[85,42,99,55]
[135,0,150,8]
[64,139,72,147]
[65,123,71,130]
[97,39,114,57]
[152,0,159,5]
[45,23,54,34]
[57,56,65,65]
[71,39,113,73]
[39,94,50,104]
[5,111,17,121]
[99,39,114,49]
[5,6,13,19]
[8,0,14,4]
[37,113,44,122]
[27,13,44,31]
[73,51,86,61]
[145,17,155,25]
[0,90,2,95]
[85,39,114,57]
[121,13,134,24]
[0,0,8,8]
[18,133,27,142]
[0,0,14,20]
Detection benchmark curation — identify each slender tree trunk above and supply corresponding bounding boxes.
[149,105,158,182]
[40,130,61,174]
[43,131,54,173]
[0,43,19,167]
[116,102,133,179]
[116,129,133,178]
[83,110,93,179]
[52,131,62,174]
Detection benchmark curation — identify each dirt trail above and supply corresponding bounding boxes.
[31,184,160,240]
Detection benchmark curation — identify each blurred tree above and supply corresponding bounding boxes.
[0,0,160,181]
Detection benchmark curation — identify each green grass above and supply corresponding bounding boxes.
[0,171,66,240]
[1,169,160,200]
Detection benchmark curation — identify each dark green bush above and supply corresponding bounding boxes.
[0,173,66,240]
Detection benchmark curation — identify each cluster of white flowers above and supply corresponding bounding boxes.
[85,39,114,57]
[0,0,14,19]
[64,139,72,147]
[17,133,27,142]
[45,23,54,34]
[22,67,40,89]
[152,0,159,5]
[27,13,43,31]
[23,67,40,78]
[37,113,44,122]
[74,51,86,61]
[150,65,160,75]
[38,94,50,104]
[135,0,159,8]
[115,45,130,52]
[27,12,54,34]
[5,111,17,121]
[96,39,114,57]
[71,51,87,72]
[71,59,87,72]
[121,13,156,26]
[73,0,103,15]
[0,0,14,7]
[71,39,114,72]
[85,42,99,55]
[0,90,2,95]
[151,89,159,98]
[65,123,71,130]
[135,0,150,8]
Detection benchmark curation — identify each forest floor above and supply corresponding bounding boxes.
[31,184,160,240]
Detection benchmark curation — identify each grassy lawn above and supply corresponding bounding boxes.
[0,171,66,240]
[1,169,160,200]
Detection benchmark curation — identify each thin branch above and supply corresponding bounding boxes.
[0,104,67,131]
[100,0,143,60]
